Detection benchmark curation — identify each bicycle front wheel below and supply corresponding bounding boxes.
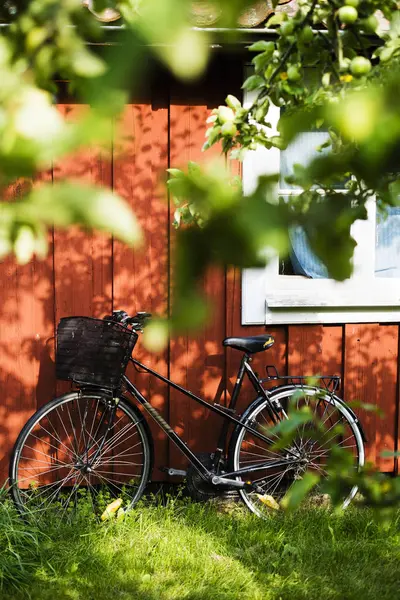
[228,386,365,518]
[9,392,152,520]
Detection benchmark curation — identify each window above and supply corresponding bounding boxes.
[242,93,400,325]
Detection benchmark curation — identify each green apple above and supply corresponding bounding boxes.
[280,21,295,37]
[350,56,372,76]
[338,6,358,25]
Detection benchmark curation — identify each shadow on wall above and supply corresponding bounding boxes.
[0,58,399,483]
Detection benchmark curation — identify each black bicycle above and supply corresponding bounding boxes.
[9,310,365,520]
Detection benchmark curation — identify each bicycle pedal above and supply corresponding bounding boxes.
[159,467,187,477]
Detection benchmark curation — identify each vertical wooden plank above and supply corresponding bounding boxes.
[288,325,343,381]
[169,100,227,469]
[53,104,113,320]
[344,324,398,471]
[112,100,170,478]
[0,179,56,482]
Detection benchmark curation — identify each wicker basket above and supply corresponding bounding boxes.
[56,317,138,390]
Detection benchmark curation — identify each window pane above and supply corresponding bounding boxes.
[288,226,329,278]
[375,207,400,278]
[280,132,331,189]
[279,195,329,279]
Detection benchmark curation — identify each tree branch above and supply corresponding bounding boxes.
[254,0,319,107]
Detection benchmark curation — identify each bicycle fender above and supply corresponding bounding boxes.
[333,398,367,443]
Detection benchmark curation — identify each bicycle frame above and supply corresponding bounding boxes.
[122,355,286,484]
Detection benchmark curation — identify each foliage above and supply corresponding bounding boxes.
[0,0,257,264]
[0,0,140,262]
[170,0,400,323]
[0,486,41,591]
[263,392,400,513]
[1,491,400,599]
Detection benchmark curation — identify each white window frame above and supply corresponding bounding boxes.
[241,89,400,325]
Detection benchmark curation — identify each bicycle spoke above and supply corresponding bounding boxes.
[92,468,139,490]
[91,421,139,459]
[65,402,82,458]
[54,407,81,461]
[34,423,78,462]
[19,442,73,467]
[76,399,89,460]
[27,469,78,512]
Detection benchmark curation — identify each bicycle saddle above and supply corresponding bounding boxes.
[223,334,275,354]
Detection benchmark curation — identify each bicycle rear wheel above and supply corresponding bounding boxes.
[9,392,152,521]
[228,386,364,518]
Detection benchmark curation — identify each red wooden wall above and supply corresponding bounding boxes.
[0,57,399,482]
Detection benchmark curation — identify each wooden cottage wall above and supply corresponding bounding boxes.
[0,57,399,483]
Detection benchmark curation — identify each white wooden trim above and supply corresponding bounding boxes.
[266,288,400,308]
[265,307,400,325]
[241,268,266,325]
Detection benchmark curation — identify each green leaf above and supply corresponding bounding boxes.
[24,183,142,246]
[72,49,107,78]
[206,126,222,147]
[248,41,275,53]
[242,75,265,91]
[167,168,185,178]
[269,408,313,440]
[266,13,287,27]
[281,472,320,510]
[13,226,36,265]
[252,51,274,73]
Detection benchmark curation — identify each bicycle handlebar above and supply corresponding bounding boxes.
[104,310,152,331]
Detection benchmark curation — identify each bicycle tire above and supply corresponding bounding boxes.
[9,392,153,520]
[228,385,365,518]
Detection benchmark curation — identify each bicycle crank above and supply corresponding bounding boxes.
[211,476,267,495]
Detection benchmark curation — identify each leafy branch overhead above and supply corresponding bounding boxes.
[0,0,258,263]
[169,0,400,324]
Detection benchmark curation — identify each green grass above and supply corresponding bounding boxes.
[1,490,400,600]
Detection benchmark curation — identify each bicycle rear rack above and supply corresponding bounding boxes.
[261,365,340,394]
